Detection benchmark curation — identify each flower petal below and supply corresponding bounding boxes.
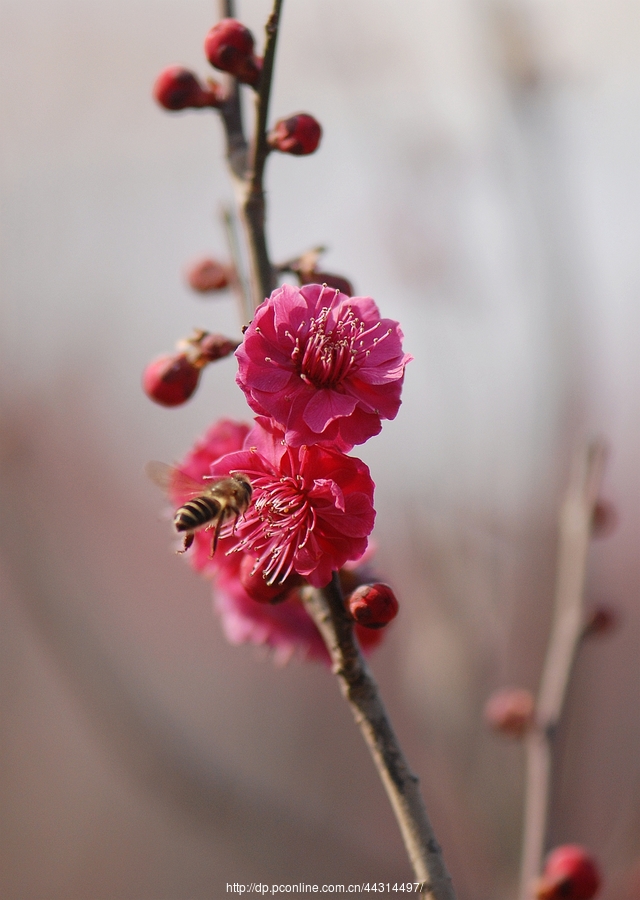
[302,389,358,433]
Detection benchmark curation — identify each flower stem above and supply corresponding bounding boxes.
[517,440,607,900]
[302,574,457,900]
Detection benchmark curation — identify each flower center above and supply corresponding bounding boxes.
[235,473,314,584]
[295,306,364,388]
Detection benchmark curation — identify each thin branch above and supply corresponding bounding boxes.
[221,205,252,327]
[517,440,608,900]
[302,574,457,900]
[249,0,282,197]
[240,0,283,307]
[217,0,248,179]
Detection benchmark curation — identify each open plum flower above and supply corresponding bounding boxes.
[209,418,376,588]
[236,283,412,449]
[172,418,380,661]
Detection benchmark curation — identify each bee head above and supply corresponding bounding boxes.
[233,472,252,502]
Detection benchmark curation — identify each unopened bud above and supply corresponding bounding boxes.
[143,354,201,406]
[583,604,618,638]
[591,499,618,539]
[186,257,231,293]
[239,554,303,604]
[484,687,535,738]
[347,583,398,629]
[536,845,601,900]
[301,273,354,296]
[153,66,221,110]
[204,19,262,87]
[197,333,240,362]
[267,114,322,156]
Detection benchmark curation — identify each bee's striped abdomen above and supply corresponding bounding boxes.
[174,496,221,532]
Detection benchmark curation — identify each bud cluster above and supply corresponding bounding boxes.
[152,17,322,156]
[147,15,327,411]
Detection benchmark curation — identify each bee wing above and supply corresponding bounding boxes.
[145,461,207,499]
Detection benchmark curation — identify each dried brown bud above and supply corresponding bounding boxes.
[175,329,240,367]
[197,333,240,362]
[282,247,354,295]
[299,272,354,295]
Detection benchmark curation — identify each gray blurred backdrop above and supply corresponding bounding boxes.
[1,1,640,898]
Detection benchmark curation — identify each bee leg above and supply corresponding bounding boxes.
[178,532,195,554]
[209,518,225,558]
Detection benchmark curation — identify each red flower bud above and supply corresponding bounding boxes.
[185,257,231,293]
[267,114,322,156]
[143,354,201,406]
[583,604,618,638]
[484,687,535,738]
[347,583,398,629]
[536,845,602,900]
[591,499,618,538]
[153,66,220,110]
[239,554,303,604]
[204,19,262,86]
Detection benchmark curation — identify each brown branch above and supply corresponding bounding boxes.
[215,0,281,310]
[302,574,457,900]
[517,440,608,900]
[240,0,283,307]
[221,205,252,327]
[214,0,280,318]
[217,0,248,180]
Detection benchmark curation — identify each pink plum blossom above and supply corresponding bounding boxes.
[170,418,251,575]
[171,418,382,662]
[236,283,412,449]
[209,418,376,588]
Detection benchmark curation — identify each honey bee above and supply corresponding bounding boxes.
[146,461,252,556]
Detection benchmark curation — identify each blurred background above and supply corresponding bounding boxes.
[1,0,639,897]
